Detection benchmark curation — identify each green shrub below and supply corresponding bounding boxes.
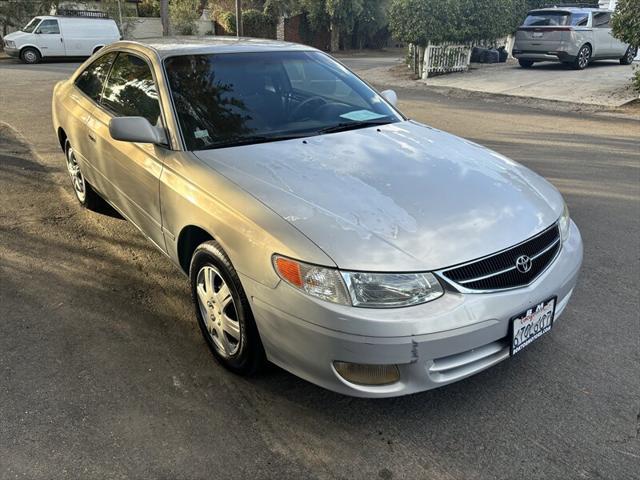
[170,0,200,35]
[218,10,236,35]
[242,9,277,39]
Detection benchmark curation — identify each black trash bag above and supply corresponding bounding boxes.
[471,46,486,63]
[497,46,508,63]
[484,48,500,64]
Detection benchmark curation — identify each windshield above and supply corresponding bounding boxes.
[22,17,42,33]
[164,51,403,151]
[523,12,571,26]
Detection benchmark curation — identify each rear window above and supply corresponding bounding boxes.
[523,12,570,26]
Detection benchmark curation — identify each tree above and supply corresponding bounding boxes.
[612,0,640,47]
[0,0,59,37]
[160,0,169,35]
[612,0,640,92]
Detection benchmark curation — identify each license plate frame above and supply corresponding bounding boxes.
[509,297,557,356]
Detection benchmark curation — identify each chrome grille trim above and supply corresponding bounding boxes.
[440,222,561,292]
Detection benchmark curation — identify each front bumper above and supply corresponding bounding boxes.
[3,46,19,58]
[243,221,583,397]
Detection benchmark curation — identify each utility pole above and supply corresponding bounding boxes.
[235,0,243,37]
[160,0,169,36]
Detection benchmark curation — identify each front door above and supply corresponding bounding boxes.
[34,19,65,57]
[87,51,168,251]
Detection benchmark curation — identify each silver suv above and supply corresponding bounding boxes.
[513,7,637,69]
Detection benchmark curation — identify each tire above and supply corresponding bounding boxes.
[190,240,266,375]
[65,142,101,210]
[92,46,103,55]
[21,47,41,64]
[518,59,534,68]
[620,45,637,65]
[573,44,591,70]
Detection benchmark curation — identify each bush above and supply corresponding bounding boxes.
[138,0,160,17]
[389,0,522,46]
[612,0,640,93]
[218,10,236,35]
[170,0,200,35]
[242,9,277,39]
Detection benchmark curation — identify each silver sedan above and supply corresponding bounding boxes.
[52,38,583,397]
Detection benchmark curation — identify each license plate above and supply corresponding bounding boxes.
[533,32,544,38]
[510,297,556,356]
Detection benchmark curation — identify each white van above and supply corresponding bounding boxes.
[2,15,120,64]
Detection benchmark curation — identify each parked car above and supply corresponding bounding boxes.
[513,7,637,69]
[2,14,120,64]
[52,38,583,397]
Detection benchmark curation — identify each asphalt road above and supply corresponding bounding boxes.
[0,58,639,480]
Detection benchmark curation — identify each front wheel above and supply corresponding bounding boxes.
[620,45,637,65]
[574,44,591,70]
[65,143,101,210]
[518,59,534,68]
[21,47,41,64]
[190,240,266,375]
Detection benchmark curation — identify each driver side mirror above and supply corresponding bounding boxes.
[381,89,398,107]
[109,117,168,146]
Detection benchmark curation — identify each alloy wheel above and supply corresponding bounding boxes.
[196,265,242,358]
[578,46,590,69]
[66,147,86,202]
[627,47,637,63]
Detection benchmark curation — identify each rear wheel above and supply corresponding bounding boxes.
[573,44,591,70]
[190,240,266,375]
[518,59,534,68]
[620,45,637,65]
[21,47,41,64]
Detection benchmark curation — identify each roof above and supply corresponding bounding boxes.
[115,36,316,58]
[529,6,611,13]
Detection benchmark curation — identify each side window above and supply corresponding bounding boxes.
[36,19,60,34]
[571,13,589,27]
[75,52,117,102]
[101,53,162,126]
[593,12,611,28]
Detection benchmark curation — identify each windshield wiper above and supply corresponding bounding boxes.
[318,120,393,135]
[207,133,309,149]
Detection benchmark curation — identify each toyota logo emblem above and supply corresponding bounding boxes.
[515,255,532,273]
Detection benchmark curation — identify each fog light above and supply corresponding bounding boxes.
[333,361,400,386]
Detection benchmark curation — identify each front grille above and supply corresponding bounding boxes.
[442,223,560,291]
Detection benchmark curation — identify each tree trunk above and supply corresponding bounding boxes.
[330,20,339,52]
[160,0,169,36]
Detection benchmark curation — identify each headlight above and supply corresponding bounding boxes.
[342,271,443,308]
[273,255,444,308]
[273,255,350,305]
[5,40,15,48]
[559,202,570,242]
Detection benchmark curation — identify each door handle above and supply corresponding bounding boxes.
[88,133,96,142]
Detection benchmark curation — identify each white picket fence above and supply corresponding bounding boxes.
[422,42,471,78]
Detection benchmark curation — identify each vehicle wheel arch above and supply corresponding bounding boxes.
[177,225,216,274]
[92,45,104,54]
[20,45,43,61]
[57,127,68,153]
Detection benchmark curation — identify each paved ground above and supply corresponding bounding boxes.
[334,49,639,110]
[421,60,639,107]
[0,59,639,480]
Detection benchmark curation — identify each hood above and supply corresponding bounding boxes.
[195,121,563,272]
[3,31,27,41]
